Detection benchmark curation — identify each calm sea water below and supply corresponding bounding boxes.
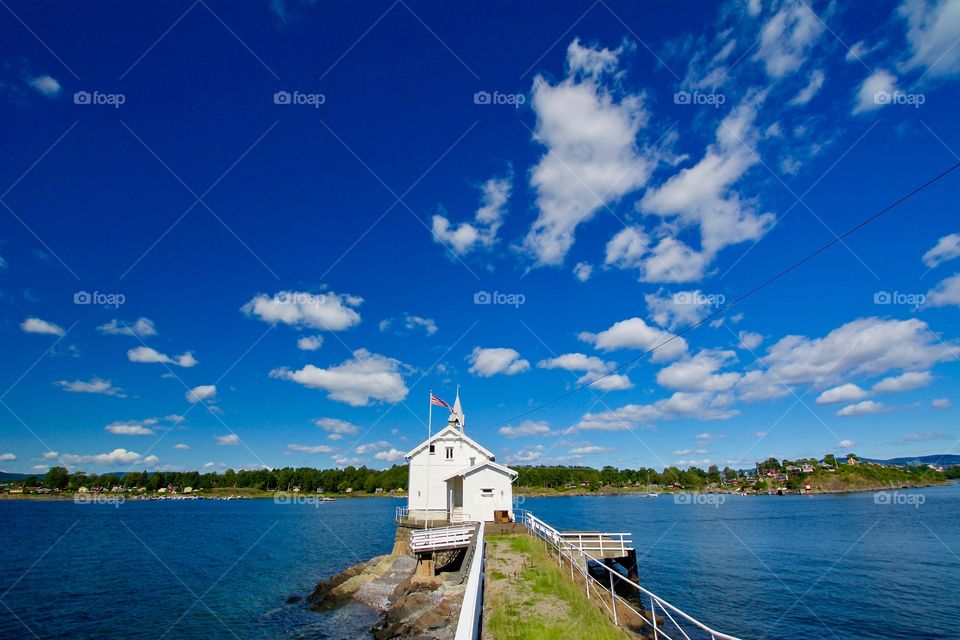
[1,484,958,639]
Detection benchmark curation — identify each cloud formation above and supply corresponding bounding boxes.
[432,175,511,255]
[243,290,362,330]
[525,39,652,265]
[271,349,409,406]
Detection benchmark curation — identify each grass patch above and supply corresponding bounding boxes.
[485,534,627,640]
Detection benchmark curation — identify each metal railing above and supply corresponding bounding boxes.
[410,524,476,552]
[453,522,485,640]
[513,509,743,640]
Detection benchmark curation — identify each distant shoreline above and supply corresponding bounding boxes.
[1,480,950,502]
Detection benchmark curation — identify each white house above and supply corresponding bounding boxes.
[405,392,517,523]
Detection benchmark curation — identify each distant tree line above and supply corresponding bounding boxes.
[19,455,950,494]
[30,465,408,493]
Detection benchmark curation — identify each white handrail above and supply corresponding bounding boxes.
[454,522,484,640]
[514,509,743,640]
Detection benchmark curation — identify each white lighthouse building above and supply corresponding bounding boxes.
[404,391,517,523]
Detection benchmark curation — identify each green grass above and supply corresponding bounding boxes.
[486,535,627,640]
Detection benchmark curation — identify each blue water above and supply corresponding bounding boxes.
[1,486,958,639]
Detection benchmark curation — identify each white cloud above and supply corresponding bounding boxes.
[931,398,951,409]
[28,75,61,97]
[636,96,775,282]
[374,448,405,462]
[524,39,653,265]
[873,370,932,393]
[573,262,593,282]
[97,317,157,337]
[42,451,58,459]
[506,444,546,464]
[185,385,217,404]
[0,453,15,461]
[757,317,956,386]
[837,400,888,416]
[694,432,727,441]
[56,377,126,397]
[853,69,897,114]
[754,2,825,77]
[174,443,189,450]
[926,273,960,307]
[816,383,869,405]
[738,330,764,350]
[21,317,64,336]
[846,40,884,62]
[355,441,390,455]
[569,445,609,456]
[315,417,360,435]
[605,227,649,270]
[432,175,511,255]
[499,420,555,438]
[127,346,197,367]
[143,455,159,465]
[645,289,712,330]
[216,434,240,446]
[537,353,633,389]
[922,233,960,268]
[381,314,438,336]
[575,391,738,431]
[468,347,530,377]
[789,69,826,106]
[656,350,741,391]
[578,317,688,362]
[242,290,362,331]
[270,349,409,406]
[539,353,606,372]
[287,444,333,454]
[297,335,323,351]
[60,448,143,466]
[105,418,157,436]
[898,0,960,78]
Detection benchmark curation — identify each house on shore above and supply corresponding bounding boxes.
[404,391,517,523]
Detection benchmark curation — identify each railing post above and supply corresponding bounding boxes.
[609,569,618,625]
[583,550,590,599]
[650,596,658,640]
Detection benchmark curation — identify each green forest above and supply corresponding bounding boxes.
[13,453,952,494]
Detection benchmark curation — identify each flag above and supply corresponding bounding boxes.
[430,393,451,411]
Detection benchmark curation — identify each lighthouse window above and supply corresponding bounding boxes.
[445,447,454,460]
[481,488,493,497]
[429,444,435,455]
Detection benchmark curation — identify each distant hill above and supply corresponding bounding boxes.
[858,454,960,467]
[0,471,34,482]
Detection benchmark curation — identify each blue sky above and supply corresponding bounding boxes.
[1,0,959,475]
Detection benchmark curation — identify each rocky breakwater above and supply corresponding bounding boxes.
[305,526,468,639]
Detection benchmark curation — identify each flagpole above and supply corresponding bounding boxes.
[426,390,432,528]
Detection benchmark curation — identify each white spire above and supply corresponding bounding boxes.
[448,386,465,432]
